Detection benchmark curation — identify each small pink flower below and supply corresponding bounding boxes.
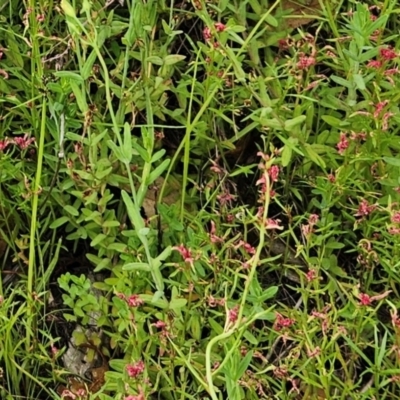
[328,173,336,183]
[153,320,166,329]
[389,227,400,235]
[209,220,223,243]
[61,390,76,399]
[278,38,290,50]
[235,240,255,255]
[306,269,317,282]
[359,293,371,306]
[217,192,236,206]
[373,100,388,119]
[268,165,280,182]
[0,138,11,151]
[266,219,283,230]
[13,134,35,150]
[228,305,239,323]
[354,199,376,217]
[301,224,312,237]
[307,346,321,358]
[382,112,394,130]
[274,313,295,331]
[173,244,194,265]
[337,133,349,155]
[385,67,399,76]
[359,290,391,306]
[126,360,145,378]
[203,27,212,41]
[391,212,400,224]
[126,294,144,307]
[297,54,316,70]
[380,47,397,61]
[125,392,144,400]
[367,60,382,68]
[309,214,319,225]
[214,22,226,32]
[50,343,59,356]
[76,388,86,397]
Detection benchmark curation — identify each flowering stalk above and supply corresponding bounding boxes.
[205,168,272,399]
[26,99,47,354]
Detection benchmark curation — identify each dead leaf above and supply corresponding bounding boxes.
[142,176,181,219]
[279,0,322,29]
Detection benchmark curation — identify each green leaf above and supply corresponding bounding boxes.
[132,141,150,162]
[384,157,400,167]
[102,220,120,228]
[284,115,306,131]
[64,205,79,216]
[148,159,170,185]
[50,216,70,228]
[146,56,164,65]
[122,263,151,272]
[122,122,132,163]
[260,286,278,302]
[321,115,344,127]
[150,149,166,163]
[163,54,186,65]
[303,143,326,169]
[243,330,258,345]
[107,140,130,164]
[331,75,352,89]
[109,359,127,373]
[121,190,145,232]
[237,350,253,379]
[91,233,107,246]
[153,246,172,269]
[353,74,366,91]
[70,81,88,113]
[93,258,111,272]
[281,145,292,167]
[169,298,187,311]
[265,14,278,27]
[81,50,97,80]
[60,0,77,18]
[140,294,169,309]
[54,71,84,82]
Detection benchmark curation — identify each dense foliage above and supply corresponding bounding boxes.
[1,0,400,399]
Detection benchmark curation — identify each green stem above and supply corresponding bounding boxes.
[205,171,271,399]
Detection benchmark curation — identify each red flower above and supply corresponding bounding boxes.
[337,133,349,155]
[268,165,280,182]
[173,244,194,266]
[354,199,376,217]
[228,305,239,323]
[391,212,400,224]
[366,60,383,69]
[296,54,316,70]
[0,138,11,152]
[153,320,166,329]
[274,313,295,331]
[127,294,144,307]
[359,293,371,306]
[126,360,145,378]
[214,22,226,32]
[266,219,283,230]
[373,100,388,118]
[380,47,397,61]
[203,27,212,41]
[13,134,35,150]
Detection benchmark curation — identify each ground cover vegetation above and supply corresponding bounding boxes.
[1,0,400,399]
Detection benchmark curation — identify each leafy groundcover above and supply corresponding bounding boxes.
[1,0,400,399]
